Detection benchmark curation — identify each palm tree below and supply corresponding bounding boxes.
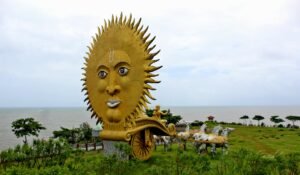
[240,115,249,125]
[252,115,264,126]
[270,116,284,127]
[286,116,300,127]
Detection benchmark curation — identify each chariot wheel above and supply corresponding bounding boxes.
[130,130,154,160]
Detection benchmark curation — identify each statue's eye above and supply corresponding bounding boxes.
[98,70,107,79]
[118,67,129,76]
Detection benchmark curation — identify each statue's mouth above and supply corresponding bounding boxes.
[107,100,120,108]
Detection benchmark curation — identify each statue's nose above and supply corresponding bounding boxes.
[106,74,120,95]
[106,85,120,95]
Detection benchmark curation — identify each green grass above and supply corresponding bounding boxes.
[226,125,300,154]
[1,125,300,175]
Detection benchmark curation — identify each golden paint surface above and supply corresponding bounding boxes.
[88,47,144,125]
[82,14,176,160]
[82,14,161,129]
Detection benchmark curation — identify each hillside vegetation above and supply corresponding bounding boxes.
[0,125,299,175]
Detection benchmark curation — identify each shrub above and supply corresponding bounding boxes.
[191,120,203,127]
[278,124,284,128]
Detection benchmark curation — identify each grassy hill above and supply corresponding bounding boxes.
[225,125,300,154]
[1,125,300,175]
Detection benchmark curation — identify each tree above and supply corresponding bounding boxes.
[252,115,264,126]
[161,110,182,124]
[240,115,249,125]
[286,116,300,127]
[145,108,182,124]
[11,117,46,144]
[145,109,154,117]
[191,120,203,127]
[79,122,92,144]
[270,116,284,127]
[53,127,81,144]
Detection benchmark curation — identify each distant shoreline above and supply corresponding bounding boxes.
[1,106,300,150]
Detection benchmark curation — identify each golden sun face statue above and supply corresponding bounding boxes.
[82,13,161,130]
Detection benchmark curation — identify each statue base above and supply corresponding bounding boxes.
[102,140,129,160]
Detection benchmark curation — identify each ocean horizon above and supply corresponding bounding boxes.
[1,106,299,150]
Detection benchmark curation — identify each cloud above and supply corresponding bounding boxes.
[0,0,300,107]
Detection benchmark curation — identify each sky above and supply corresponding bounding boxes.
[0,0,300,107]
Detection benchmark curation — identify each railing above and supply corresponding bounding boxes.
[73,142,103,151]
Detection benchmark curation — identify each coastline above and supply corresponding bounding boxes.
[1,106,300,150]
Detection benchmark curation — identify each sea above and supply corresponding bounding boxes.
[0,106,299,151]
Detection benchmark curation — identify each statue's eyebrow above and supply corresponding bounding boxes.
[114,61,130,69]
[97,65,109,71]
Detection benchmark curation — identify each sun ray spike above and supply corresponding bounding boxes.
[87,46,92,53]
[119,12,123,24]
[144,104,149,110]
[146,73,159,78]
[147,45,156,53]
[137,25,144,34]
[138,100,145,109]
[142,95,150,104]
[145,36,156,48]
[134,18,142,31]
[84,97,89,102]
[127,14,132,26]
[92,36,97,44]
[139,99,147,108]
[142,101,149,108]
[144,84,156,90]
[145,65,162,72]
[131,18,135,28]
[143,89,156,100]
[84,91,88,96]
[143,33,150,43]
[104,19,107,29]
[149,59,160,65]
[81,87,87,92]
[123,16,127,24]
[96,119,100,125]
[115,15,118,23]
[147,50,160,60]
[97,27,101,35]
[144,103,149,110]
[112,14,115,24]
[91,112,97,118]
[85,51,90,56]
[87,105,92,111]
[145,78,161,83]
[140,26,149,38]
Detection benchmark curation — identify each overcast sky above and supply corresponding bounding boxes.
[0,0,300,107]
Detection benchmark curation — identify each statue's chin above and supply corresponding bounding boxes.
[106,109,122,123]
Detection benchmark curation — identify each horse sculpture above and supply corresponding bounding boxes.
[176,123,191,150]
[192,123,207,140]
[154,135,172,151]
[196,127,234,155]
